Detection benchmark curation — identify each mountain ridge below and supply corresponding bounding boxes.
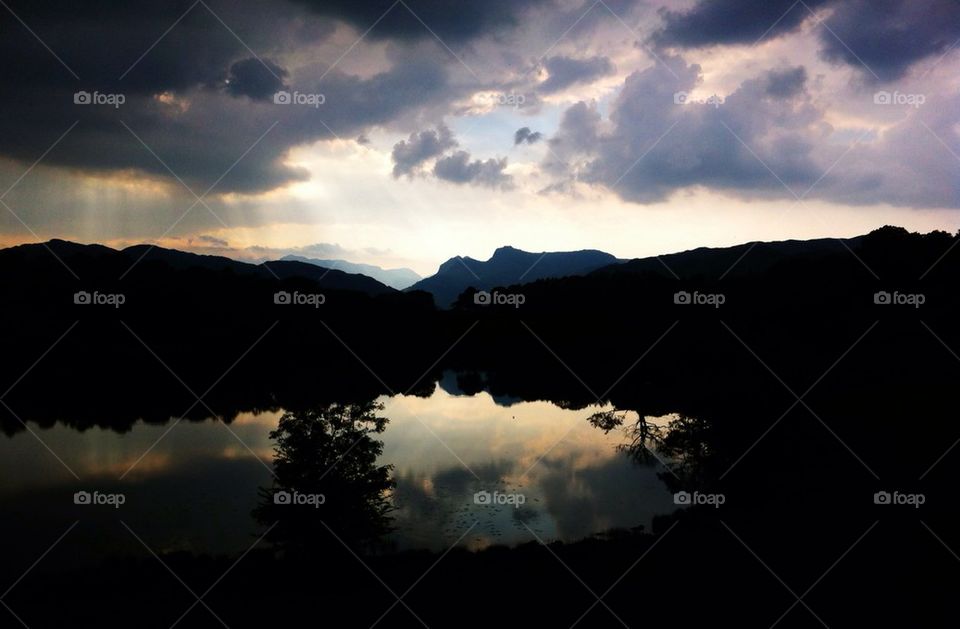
[6,227,951,306]
[592,235,869,280]
[409,245,621,307]
[279,255,420,290]
[0,240,397,296]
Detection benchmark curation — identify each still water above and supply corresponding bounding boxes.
[0,373,676,561]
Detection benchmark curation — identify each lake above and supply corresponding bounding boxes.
[0,371,677,565]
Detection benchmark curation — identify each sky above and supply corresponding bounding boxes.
[0,0,958,276]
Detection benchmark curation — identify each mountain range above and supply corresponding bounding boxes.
[1,228,949,308]
[280,255,420,290]
[0,240,396,296]
[4,225,953,434]
[408,246,621,307]
[403,237,868,307]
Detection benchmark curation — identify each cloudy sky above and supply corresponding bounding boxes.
[1,0,958,275]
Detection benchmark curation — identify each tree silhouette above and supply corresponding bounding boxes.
[588,409,716,490]
[255,401,395,554]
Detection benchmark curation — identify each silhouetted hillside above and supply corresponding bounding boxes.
[280,255,421,290]
[259,259,396,295]
[2,226,956,435]
[121,244,262,275]
[1,241,397,296]
[0,240,439,433]
[593,235,866,279]
[409,245,620,307]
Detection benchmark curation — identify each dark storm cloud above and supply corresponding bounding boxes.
[0,0,281,95]
[433,151,513,189]
[818,0,960,81]
[0,0,463,193]
[0,0,305,191]
[226,58,289,100]
[391,125,457,177]
[653,0,832,48]
[1,56,454,193]
[654,0,960,81]
[289,0,553,43]
[514,127,543,145]
[539,55,616,93]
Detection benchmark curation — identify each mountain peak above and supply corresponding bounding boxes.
[409,247,620,307]
[437,255,480,273]
[489,245,536,261]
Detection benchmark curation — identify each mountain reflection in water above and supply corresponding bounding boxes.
[0,373,677,562]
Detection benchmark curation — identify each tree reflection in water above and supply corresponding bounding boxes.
[588,409,717,491]
[255,401,395,554]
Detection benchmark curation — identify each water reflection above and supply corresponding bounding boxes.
[255,402,395,553]
[0,376,679,558]
[381,386,675,550]
[588,409,716,489]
